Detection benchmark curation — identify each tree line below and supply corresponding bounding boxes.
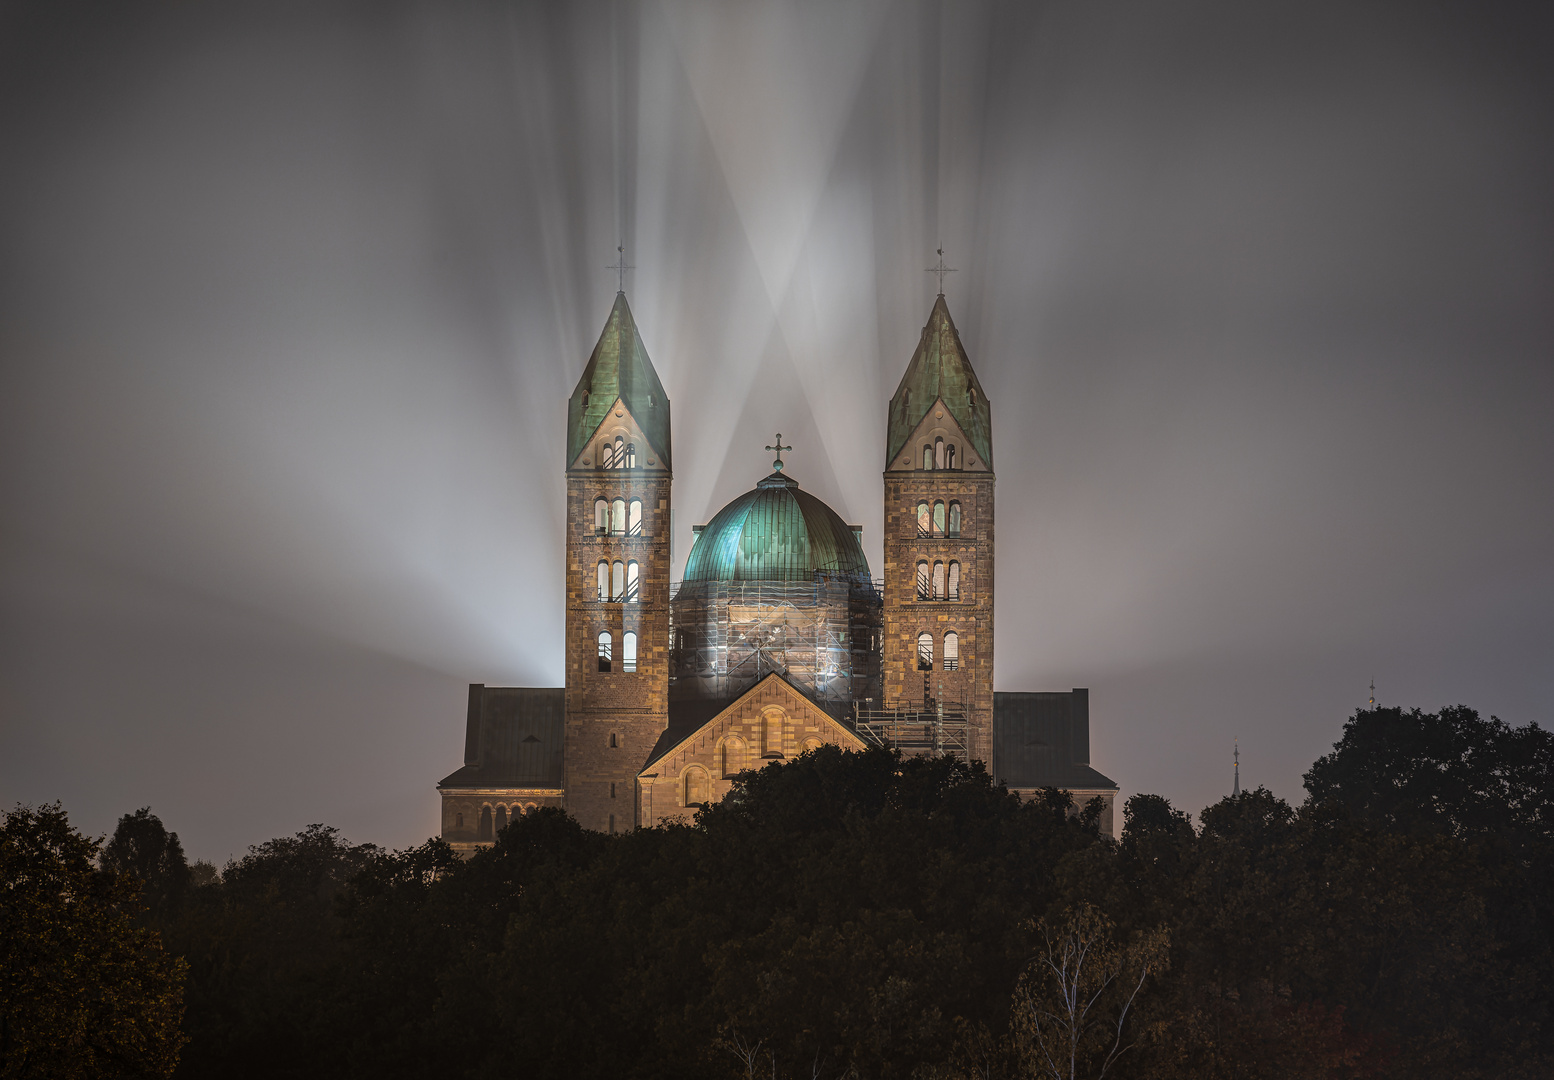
[3,704,1551,1079]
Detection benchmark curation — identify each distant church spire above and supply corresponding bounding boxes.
[1368,678,1376,709]
[1232,739,1241,797]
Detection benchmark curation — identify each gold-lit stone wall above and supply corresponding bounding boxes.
[563,449,671,833]
[882,458,995,765]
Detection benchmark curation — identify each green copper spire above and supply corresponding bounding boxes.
[885,295,992,469]
[567,292,672,469]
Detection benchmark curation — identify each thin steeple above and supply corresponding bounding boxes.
[1232,740,1241,797]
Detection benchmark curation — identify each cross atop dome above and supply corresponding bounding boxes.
[766,433,793,473]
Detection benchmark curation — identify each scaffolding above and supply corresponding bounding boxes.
[851,682,972,761]
[669,575,883,716]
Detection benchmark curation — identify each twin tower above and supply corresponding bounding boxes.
[439,289,1112,845]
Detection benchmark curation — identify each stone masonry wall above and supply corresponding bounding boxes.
[882,470,995,764]
[564,470,672,832]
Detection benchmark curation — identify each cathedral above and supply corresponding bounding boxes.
[437,288,1118,847]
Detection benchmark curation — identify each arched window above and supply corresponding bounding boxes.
[625,560,640,602]
[624,443,637,469]
[933,500,946,535]
[763,708,785,756]
[935,437,946,470]
[478,806,493,842]
[932,561,946,599]
[916,560,931,600]
[802,736,823,753]
[947,444,956,470]
[944,631,960,671]
[721,735,746,778]
[969,386,976,407]
[917,632,934,671]
[581,390,590,411]
[948,501,961,536]
[495,805,508,832]
[600,440,614,469]
[598,631,612,672]
[683,765,711,808]
[594,498,608,533]
[628,499,642,535]
[611,560,624,600]
[622,631,638,673]
[613,435,624,468]
[611,498,626,535]
[455,812,463,829]
[948,561,961,601]
[923,444,934,471]
[917,502,931,536]
[597,560,609,602]
[609,814,615,834]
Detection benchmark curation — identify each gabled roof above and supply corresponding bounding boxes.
[567,293,672,469]
[438,686,565,790]
[993,690,1117,792]
[642,673,866,774]
[886,295,993,469]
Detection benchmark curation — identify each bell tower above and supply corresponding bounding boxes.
[563,291,672,832]
[881,294,995,764]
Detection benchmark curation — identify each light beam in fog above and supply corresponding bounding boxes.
[1,1,1550,858]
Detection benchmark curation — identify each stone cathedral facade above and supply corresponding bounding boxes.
[437,291,1117,848]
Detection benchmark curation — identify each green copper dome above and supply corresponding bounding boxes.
[683,473,870,583]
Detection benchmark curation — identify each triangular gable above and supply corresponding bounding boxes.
[568,397,670,473]
[887,397,991,473]
[639,673,866,776]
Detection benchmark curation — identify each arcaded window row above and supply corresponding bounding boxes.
[458,802,540,843]
[592,497,644,536]
[597,630,638,673]
[598,435,637,469]
[596,559,640,602]
[915,559,962,601]
[916,630,961,671]
[915,500,962,537]
[921,436,964,471]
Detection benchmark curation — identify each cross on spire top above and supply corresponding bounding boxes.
[607,245,634,294]
[926,247,957,295]
[765,433,793,472]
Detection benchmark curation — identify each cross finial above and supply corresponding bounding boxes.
[926,246,957,295]
[607,245,634,294]
[1369,678,1376,709]
[765,433,793,472]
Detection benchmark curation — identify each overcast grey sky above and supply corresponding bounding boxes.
[2,1,1550,860]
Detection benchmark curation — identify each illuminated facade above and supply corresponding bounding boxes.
[437,289,1117,849]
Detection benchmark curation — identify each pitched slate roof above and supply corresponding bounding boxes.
[885,295,993,469]
[994,690,1118,791]
[438,686,565,789]
[567,292,672,468]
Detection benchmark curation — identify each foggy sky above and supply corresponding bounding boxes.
[2,1,1551,860]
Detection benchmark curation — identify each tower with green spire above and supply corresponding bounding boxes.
[881,294,995,763]
[563,291,672,833]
